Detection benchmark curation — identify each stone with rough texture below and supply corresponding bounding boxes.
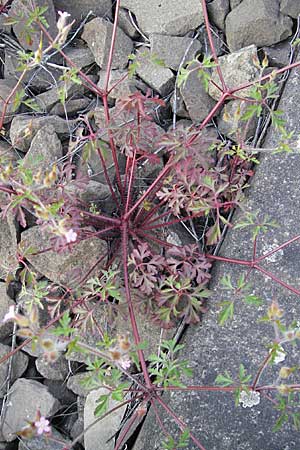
[208,45,260,100]
[225,0,293,51]
[136,48,175,96]
[97,69,138,101]
[180,63,216,124]
[84,387,127,450]
[0,344,28,398]
[64,43,95,69]
[67,373,95,397]
[44,379,77,405]
[207,0,230,30]
[36,354,69,381]
[53,0,112,23]
[18,427,70,450]
[9,0,57,51]
[22,125,62,171]
[10,115,76,152]
[0,215,17,281]
[0,284,15,341]
[121,0,203,36]
[262,39,291,68]
[21,226,107,288]
[133,57,300,450]
[118,7,139,38]
[171,91,189,119]
[230,0,242,7]
[218,99,258,141]
[149,34,201,71]
[0,79,24,124]
[50,96,91,116]
[1,378,60,441]
[280,0,300,18]
[82,18,133,69]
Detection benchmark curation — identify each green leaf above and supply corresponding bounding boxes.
[218,301,234,325]
[243,295,263,306]
[273,413,288,432]
[215,372,234,387]
[94,394,109,417]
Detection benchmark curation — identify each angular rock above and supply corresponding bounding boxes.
[208,45,260,100]
[230,0,242,7]
[180,62,216,124]
[149,34,201,71]
[76,138,115,185]
[10,115,76,152]
[50,96,91,116]
[207,0,230,30]
[136,48,175,96]
[67,372,95,397]
[0,215,18,281]
[70,416,84,444]
[18,427,70,450]
[171,91,190,119]
[35,79,89,112]
[9,0,57,51]
[198,26,225,57]
[1,378,60,441]
[84,387,127,450]
[225,0,293,51]
[0,78,24,124]
[77,180,111,204]
[64,42,95,69]
[44,379,77,405]
[22,125,62,171]
[0,284,15,341]
[118,7,139,39]
[36,354,69,380]
[280,0,300,18]
[262,39,291,68]
[121,0,204,36]
[218,99,258,141]
[0,344,28,398]
[97,69,138,101]
[53,0,112,23]
[82,18,133,69]
[21,226,107,288]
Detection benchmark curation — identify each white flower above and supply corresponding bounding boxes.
[3,305,16,323]
[270,344,286,364]
[239,389,260,408]
[65,229,77,243]
[57,11,71,32]
[34,416,51,435]
[120,358,131,370]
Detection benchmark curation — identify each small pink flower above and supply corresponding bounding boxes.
[3,305,16,323]
[65,229,77,243]
[34,416,51,435]
[120,358,131,370]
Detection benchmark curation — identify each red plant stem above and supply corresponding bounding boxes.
[201,0,226,91]
[253,264,300,296]
[125,148,138,214]
[114,410,140,450]
[255,233,300,263]
[154,385,237,392]
[131,230,175,249]
[155,395,208,450]
[150,398,170,438]
[0,185,16,195]
[96,146,120,207]
[77,252,108,287]
[206,254,253,266]
[104,0,121,93]
[121,222,152,388]
[80,210,120,225]
[124,163,173,220]
[134,198,167,226]
[251,352,273,390]
[107,72,129,95]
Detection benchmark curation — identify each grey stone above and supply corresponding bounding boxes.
[82,18,133,69]
[84,387,127,450]
[280,0,300,18]
[18,427,70,450]
[180,62,216,124]
[0,79,24,124]
[136,48,175,96]
[22,125,62,171]
[120,0,204,36]
[230,0,242,7]
[0,344,28,398]
[9,0,57,51]
[133,56,300,450]
[1,378,60,441]
[43,379,77,405]
[0,214,18,281]
[70,416,84,444]
[262,39,291,68]
[225,0,293,51]
[118,7,139,39]
[50,96,91,116]
[97,69,138,101]
[198,26,225,57]
[149,34,201,71]
[207,0,230,30]
[67,372,95,396]
[77,180,111,204]
[36,354,69,380]
[35,79,89,112]
[0,284,15,341]
[20,226,107,288]
[218,99,258,141]
[64,42,95,69]
[171,91,190,119]
[53,0,112,24]
[208,45,260,100]
[10,115,76,152]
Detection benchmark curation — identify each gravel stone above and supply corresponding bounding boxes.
[0,344,28,398]
[207,0,230,30]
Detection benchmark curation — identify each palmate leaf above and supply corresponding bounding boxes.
[218,301,234,325]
